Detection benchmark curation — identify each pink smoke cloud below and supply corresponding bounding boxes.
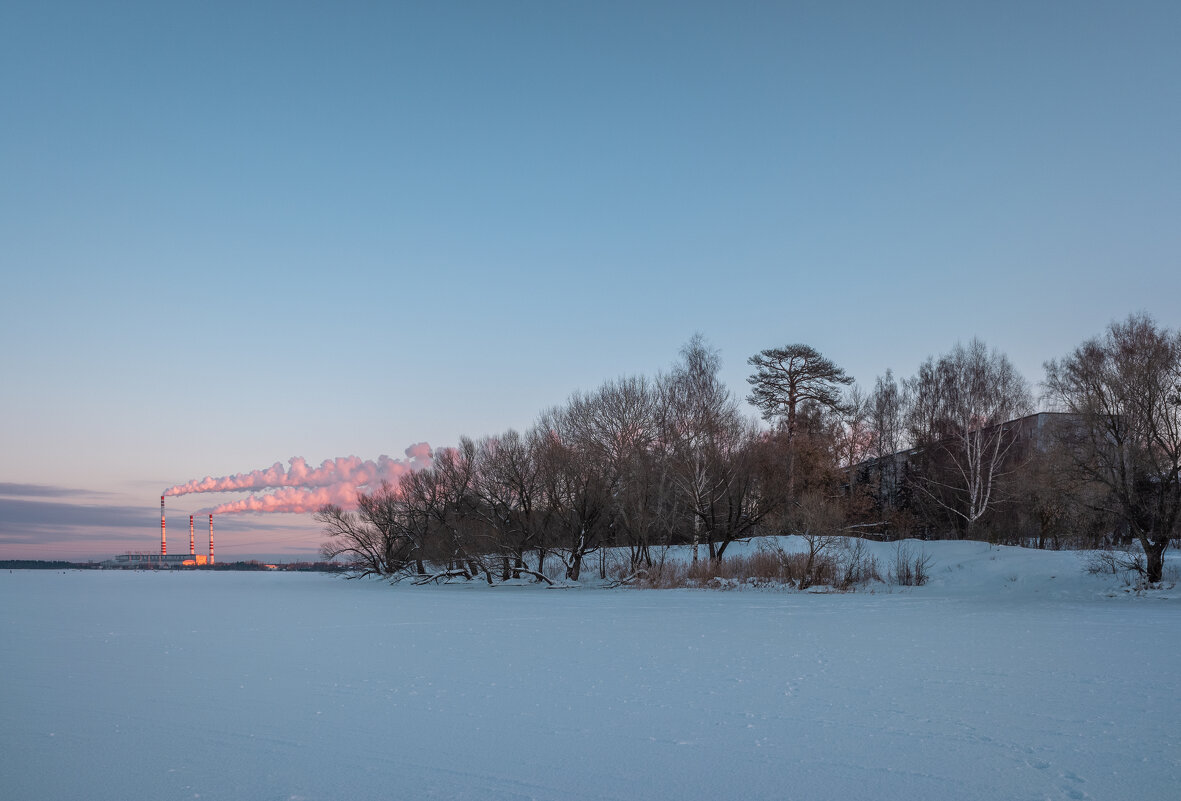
[206,483,363,515]
[166,444,433,514]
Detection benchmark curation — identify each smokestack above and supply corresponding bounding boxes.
[189,515,195,555]
[161,496,166,555]
[209,514,214,565]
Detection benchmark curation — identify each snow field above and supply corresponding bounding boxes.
[1,541,1178,801]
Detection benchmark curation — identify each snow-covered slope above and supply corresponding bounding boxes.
[728,536,1179,601]
[1,541,1177,801]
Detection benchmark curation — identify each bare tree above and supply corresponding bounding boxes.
[474,429,554,583]
[568,375,676,571]
[316,481,423,580]
[869,370,905,459]
[535,405,612,581]
[832,386,874,477]
[903,357,947,448]
[865,370,905,510]
[615,433,679,571]
[661,335,743,563]
[1011,440,1086,549]
[402,439,498,584]
[790,491,844,589]
[905,339,1032,533]
[695,419,785,562]
[1044,313,1181,582]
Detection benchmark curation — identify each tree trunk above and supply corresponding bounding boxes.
[785,397,798,496]
[1142,537,1167,583]
[714,538,732,562]
[567,552,582,581]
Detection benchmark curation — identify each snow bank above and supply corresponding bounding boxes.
[2,542,1178,800]
[607,535,1179,601]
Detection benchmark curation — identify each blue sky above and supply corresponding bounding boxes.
[2,1,1179,559]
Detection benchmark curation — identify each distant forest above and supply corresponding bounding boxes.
[1,560,83,570]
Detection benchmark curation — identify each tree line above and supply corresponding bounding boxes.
[319,314,1181,584]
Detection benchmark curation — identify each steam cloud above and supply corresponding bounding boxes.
[164,444,433,515]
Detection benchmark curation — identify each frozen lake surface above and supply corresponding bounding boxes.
[2,541,1179,800]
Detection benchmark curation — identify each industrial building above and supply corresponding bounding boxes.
[99,553,208,569]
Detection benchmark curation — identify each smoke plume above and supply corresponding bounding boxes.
[165,444,433,515]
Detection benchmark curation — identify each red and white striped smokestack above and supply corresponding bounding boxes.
[190,515,195,555]
[209,514,214,565]
[161,495,166,555]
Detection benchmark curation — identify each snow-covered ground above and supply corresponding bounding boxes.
[2,540,1178,801]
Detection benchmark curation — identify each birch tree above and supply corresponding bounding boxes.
[661,335,742,563]
[906,339,1032,533]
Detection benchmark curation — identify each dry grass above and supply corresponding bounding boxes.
[630,540,883,591]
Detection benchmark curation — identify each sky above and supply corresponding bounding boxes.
[2,0,1179,560]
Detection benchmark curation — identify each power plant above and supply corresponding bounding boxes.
[102,497,216,568]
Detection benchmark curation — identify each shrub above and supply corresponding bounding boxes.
[1084,546,1145,578]
[634,550,799,588]
[835,538,882,590]
[1084,546,1178,590]
[890,542,932,586]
